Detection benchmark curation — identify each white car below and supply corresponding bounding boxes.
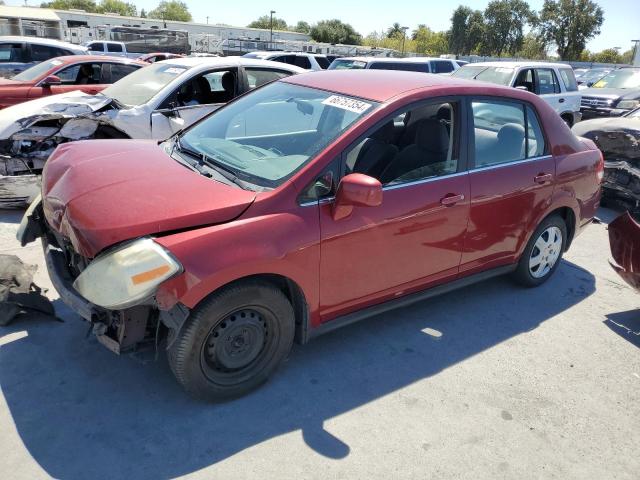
[0,56,304,207]
[328,56,464,74]
[452,61,582,126]
[242,51,329,70]
[0,36,88,78]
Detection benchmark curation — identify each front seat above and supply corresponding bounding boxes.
[209,72,235,103]
[352,121,398,179]
[380,118,449,184]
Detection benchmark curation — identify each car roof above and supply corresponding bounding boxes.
[0,36,87,52]
[158,56,306,72]
[48,55,147,66]
[464,61,572,69]
[336,56,450,63]
[245,51,318,57]
[282,69,512,102]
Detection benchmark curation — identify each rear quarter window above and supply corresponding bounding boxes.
[559,68,578,91]
[369,62,430,73]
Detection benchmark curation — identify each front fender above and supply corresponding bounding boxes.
[154,208,320,316]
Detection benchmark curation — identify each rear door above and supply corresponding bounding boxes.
[461,97,554,274]
[557,67,581,115]
[534,68,563,113]
[0,41,28,78]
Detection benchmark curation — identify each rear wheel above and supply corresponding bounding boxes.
[513,215,567,287]
[168,281,295,401]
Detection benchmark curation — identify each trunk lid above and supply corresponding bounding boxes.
[42,140,256,258]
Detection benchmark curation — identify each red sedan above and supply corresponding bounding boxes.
[0,55,146,109]
[19,70,603,400]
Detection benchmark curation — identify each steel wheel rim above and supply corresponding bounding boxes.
[529,226,563,278]
[200,307,279,386]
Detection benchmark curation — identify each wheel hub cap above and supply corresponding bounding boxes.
[529,226,563,279]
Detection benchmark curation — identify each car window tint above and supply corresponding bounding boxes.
[526,106,546,157]
[472,100,526,168]
[536,69,560,94]
[245,68,290,89]
[369,62,430,73]
[30,44,60,62]
[109,63,138,82]
[294,56,312,69]
[0,43,22,62]
[345,101,459,186]
[87,43,103,52]
[56,64,80,83]
[315,56,330,69]
[559,68,578,91]
[514,69,534,92]
[431,60,454,73]
[107,43,123,53]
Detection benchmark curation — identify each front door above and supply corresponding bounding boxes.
[319,99,470,320]
[461,98,555,274]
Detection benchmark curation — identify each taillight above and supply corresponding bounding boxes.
[596,149,604,183]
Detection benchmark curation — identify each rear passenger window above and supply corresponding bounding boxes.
[369,62,430,73]
[0,43,23,62]
[293,56,311,69]
[431,61,454,73]
[345,101,459,185]
[559,68,578,92]
[472,100,545,168]
[30,44,60,62]
[107,43,123,53]
[536,69,560,94]
[87,43,103,52]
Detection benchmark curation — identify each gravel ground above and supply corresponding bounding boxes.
[0,206,638,480]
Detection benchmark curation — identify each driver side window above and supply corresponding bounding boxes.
[56,63,101,85]
[161,69,237,109]
[344,101,460,185]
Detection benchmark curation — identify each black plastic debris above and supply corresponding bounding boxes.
[0,254,56,326]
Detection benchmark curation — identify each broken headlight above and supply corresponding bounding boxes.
[73,238,182,310]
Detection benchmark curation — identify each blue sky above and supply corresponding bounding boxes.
[16,0,640,52]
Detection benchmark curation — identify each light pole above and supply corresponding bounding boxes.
[206,16,209,24]
[401,26,409,57]
[270,10,276,50]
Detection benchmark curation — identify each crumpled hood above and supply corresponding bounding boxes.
[0,91,112,139]
[42,140,256,258]
[572,116,640,136]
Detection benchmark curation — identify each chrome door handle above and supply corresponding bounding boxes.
[440,193,465,206]
[534,173,553,184]
[559,98,565,103]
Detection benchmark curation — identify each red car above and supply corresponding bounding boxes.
[137,52,185,63]
[19,70,603,400]
[0,55,146,109]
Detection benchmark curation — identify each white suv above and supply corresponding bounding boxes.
[328,56,463,74]
[453,61,582,126]
[242,51,329,71]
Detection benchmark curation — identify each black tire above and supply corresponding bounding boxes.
[167,281,295,401]
[512,215,567,288]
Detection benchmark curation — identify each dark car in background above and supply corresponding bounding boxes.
[580,67,640,119]
[0,36,87,78]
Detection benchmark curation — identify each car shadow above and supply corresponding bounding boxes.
[604,309,640,348]
[0,260,595,479]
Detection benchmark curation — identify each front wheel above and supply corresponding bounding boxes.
[513,215,567,287]
[168,281,295,401]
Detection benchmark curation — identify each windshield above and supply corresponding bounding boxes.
[328,59,367,70]
[13,58,63,82]
[180,82,377,188]
[452,65,514,85]
[101,62,190,106]
[592,69,640,89]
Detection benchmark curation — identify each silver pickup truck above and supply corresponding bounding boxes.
[452,61,582,126]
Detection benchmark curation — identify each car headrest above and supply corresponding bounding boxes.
[371,121,395,143]
[221,71,235,92]
[415,118,449,153]
[436,104,451,121]
[497,123,525,158]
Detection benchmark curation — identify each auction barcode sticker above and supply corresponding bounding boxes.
[322,95,372,114]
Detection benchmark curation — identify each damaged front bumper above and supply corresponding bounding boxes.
[609,212,640,291]
[18,200,190,354]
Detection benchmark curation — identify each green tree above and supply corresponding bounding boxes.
[40,0,98,11]
[483,0,534,56]
[387,22,404,39]
[591,48,621,63]
[516,33,548,59]
[620,48,634,64]
[292,21,311,34]
[148,1,192,22]
[97,0,136,16]
[448,6,486,55]
[413,26,448,55]
[140,8,146,17]
[310,19,362,45]
[537,0,604,60]
[467,10,488,54]
[247,15,288,31]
